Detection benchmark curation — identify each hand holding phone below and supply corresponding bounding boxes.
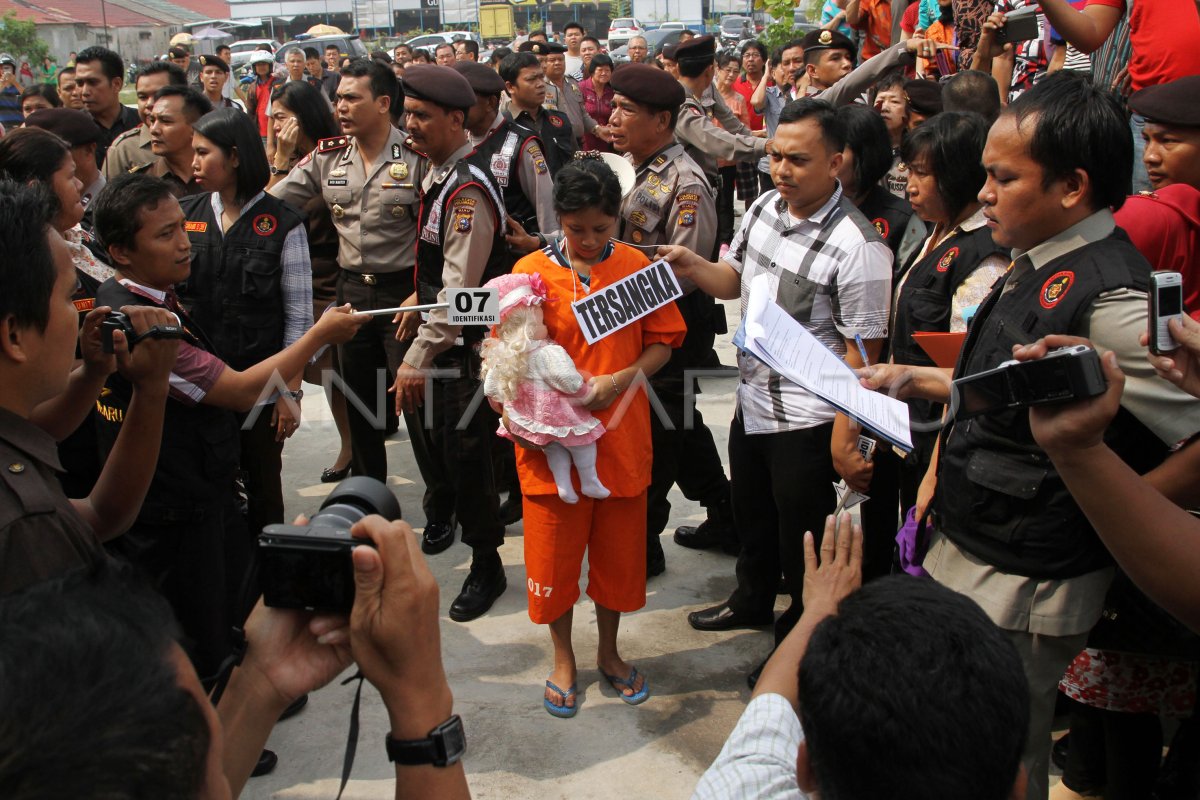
[1149,271,1184,355]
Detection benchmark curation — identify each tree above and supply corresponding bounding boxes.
[0,12,49,64]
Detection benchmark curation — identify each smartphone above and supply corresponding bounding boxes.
[995,5,1041,44]
[1149,271,1184,355]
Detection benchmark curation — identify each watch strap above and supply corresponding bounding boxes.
[384,714,465,767]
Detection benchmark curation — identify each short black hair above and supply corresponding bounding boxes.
[0,180,56,333]
[194,108,269,204]
[799,576,1029,800]
[151,85,213,123]
[874,68,906,96]
[943,69,1001,125]
[0,564,210,799]
[435,42,455,56]
[74,46,123,81]
[216,44,231,55]
[137,60,187,87]
[563,21,585,34]
[1004,70,1131,212]
[499,52,539,86]
[553,157,622,219]
[901,111,990,221]
[716,51,740,71]
[587,53,614,76]
[456,39,480,57]
[325,43,340,52]
[582,36,601,48]
[836,104,893,194]
[271,80,339,145]
[20,83,61,110]
[92,173,177,255]
[0,127,72,222]
[340,57,399,109]
[778,97,845,153]
[490,46,513,66]
[303,47,321,61]
[529,30,548,41]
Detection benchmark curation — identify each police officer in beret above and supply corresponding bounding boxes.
[393,65,511,621]
[196,54,243,112]
[800,27,936,107]
[528,40,608,148]
[24,108,106,223]
[499,52,574,176]
[903,78,943,127]
[270,58,424,484]
[608,63,737,573]
[673,35,769,188]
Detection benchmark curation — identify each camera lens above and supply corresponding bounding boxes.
[309,476,402,531]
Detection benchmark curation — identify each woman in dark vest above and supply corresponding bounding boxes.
[890,111,1007,512]
[179,107,311,537]
[267,80,354,483]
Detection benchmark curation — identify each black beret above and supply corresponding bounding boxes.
[401,65,476,111]
[610,63,685,111]
[453,60,505,95]
[673,34,716,64]
[904,78,943,116]
[801,28,856,57]
[24,108,101,146]
[518,40,567,55]
[1129,75,1200,128]
[197,54,229,73]
[168,46,190,59]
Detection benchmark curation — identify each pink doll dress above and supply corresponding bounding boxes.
[487,339,605,447]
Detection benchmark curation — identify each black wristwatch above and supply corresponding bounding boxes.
[384,715,466,767]
[269,165,290,176]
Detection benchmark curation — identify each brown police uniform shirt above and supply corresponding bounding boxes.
[404,142,502,370]
[621,141,717,261]
[546,76,599,144]
[129,156,204,199]
[102,124,153,180]
[675,84,768,183]
[270,128,424,273]
[0,407,105,595]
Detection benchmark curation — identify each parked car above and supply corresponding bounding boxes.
[718,15,753,47]
[275,34,368,65]
[405,31,481,55]
[658,21,687,30]
[608,28,684,63]
[228,38,281,70]
[607,17,643,49]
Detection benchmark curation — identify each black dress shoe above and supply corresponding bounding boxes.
[251,749,278,778]
[449,560,507,622]
[1051,733,1070,771]
[687,603,773,631]
[647,538,666,578]
[421,521,455,555]
[279,693,307,721]
[674,519,739,553]
[320,464,351,483]
[498,493,523,526]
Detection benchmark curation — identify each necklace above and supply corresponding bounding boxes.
[560,238,596,301]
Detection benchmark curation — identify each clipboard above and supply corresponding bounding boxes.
[912,331,967,369]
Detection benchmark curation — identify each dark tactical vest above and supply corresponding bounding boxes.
[469,119,542,234]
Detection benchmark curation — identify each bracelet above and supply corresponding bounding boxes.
[610,374,621,394]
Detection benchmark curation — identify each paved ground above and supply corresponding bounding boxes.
[243,297,777,799]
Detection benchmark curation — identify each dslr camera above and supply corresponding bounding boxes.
[100,310,188,354]
[258,477,402,613]
[953,344,1108,420]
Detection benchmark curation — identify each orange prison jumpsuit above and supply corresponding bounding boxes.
[510,242,686,623]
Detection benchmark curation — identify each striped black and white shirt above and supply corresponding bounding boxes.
[727,185,893,434]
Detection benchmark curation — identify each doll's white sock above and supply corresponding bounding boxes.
[568,443,610,500]
[543,442,579,504]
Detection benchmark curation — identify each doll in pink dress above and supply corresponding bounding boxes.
[481,273,610,504]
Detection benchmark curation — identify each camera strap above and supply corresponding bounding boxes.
[128,323,201,348]
[335,670,366,800]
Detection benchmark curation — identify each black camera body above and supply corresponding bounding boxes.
[100,311,136,354]
[258,477,402,613]
[953,344,1108,420]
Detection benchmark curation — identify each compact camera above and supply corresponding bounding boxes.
[952,344,1108,420]
[258,477,402,613]
[100,310,187,354]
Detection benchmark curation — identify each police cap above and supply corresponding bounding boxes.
[197,54,229,73]
[801,28,856,57]
[23,108,101,147]
[518,40,567,55]
[401,64,477,111]
[904,78,943,117]
[1129,75,1200,128]
[673,34,716,64]
[454,60,505,95]
[610,63,685,110]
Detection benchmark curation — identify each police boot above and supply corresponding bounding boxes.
[673,496,739,555]
[449,549,507,622]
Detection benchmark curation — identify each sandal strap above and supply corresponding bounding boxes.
[545,679,576,702]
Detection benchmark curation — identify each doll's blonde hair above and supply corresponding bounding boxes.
[480,305,539,403]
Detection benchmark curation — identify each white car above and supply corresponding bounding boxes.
[658,21,687,30]
[228,38,281,70]
[607,18,643,49]
[405,31,481,55]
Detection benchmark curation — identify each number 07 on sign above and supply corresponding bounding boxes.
[351,287,500,325]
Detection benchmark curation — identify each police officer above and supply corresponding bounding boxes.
[129,85,211,198]
[393,65,511,622]
[270,58,424,483]
[673,35,769,187]
[607,63,736,574]
[527,40,606,148]
[454,60,556,240]
[195,54,242,111]
[103,62,186,179]
[499,52,574,177]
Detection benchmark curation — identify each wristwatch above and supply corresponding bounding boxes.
[269,165,290,175]
[283,389,303,401]
[385,715,466,767]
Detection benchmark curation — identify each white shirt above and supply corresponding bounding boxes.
[692,693,807,800]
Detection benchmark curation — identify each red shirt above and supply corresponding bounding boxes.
[732,75,764,130]
[1114,184,1200,319]
[1086,0,1200,91]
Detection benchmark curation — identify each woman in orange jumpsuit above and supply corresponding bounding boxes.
[503,157,685,717]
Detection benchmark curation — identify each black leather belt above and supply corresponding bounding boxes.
[340,269,411,286]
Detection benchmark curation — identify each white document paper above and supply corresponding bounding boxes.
[741,274,913,452]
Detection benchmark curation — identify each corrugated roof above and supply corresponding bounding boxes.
[0,0,162,26]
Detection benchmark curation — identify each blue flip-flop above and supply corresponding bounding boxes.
[600,666,650,705]
[544,679,579,718]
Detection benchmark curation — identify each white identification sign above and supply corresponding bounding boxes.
[570,259,683,345]
[446,287,500,325]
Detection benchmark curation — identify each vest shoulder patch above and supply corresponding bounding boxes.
[1040,270,1075,309]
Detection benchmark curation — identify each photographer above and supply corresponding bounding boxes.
[0,516,472,800]
[0,181,179,594]
[857,72,1200,799]
[90,173,367,682]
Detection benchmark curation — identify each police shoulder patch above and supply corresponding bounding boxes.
[873,217,889,239]
[317,136,351,154]
[526,141,548,175]
[1040,270,1074,309]
[253,213,278,236]
[451,196,476,233]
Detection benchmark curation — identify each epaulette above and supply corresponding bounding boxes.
[111,126,142,145]
[128,161,152,173]
[317,136,351,154]
[402,136,427,158]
